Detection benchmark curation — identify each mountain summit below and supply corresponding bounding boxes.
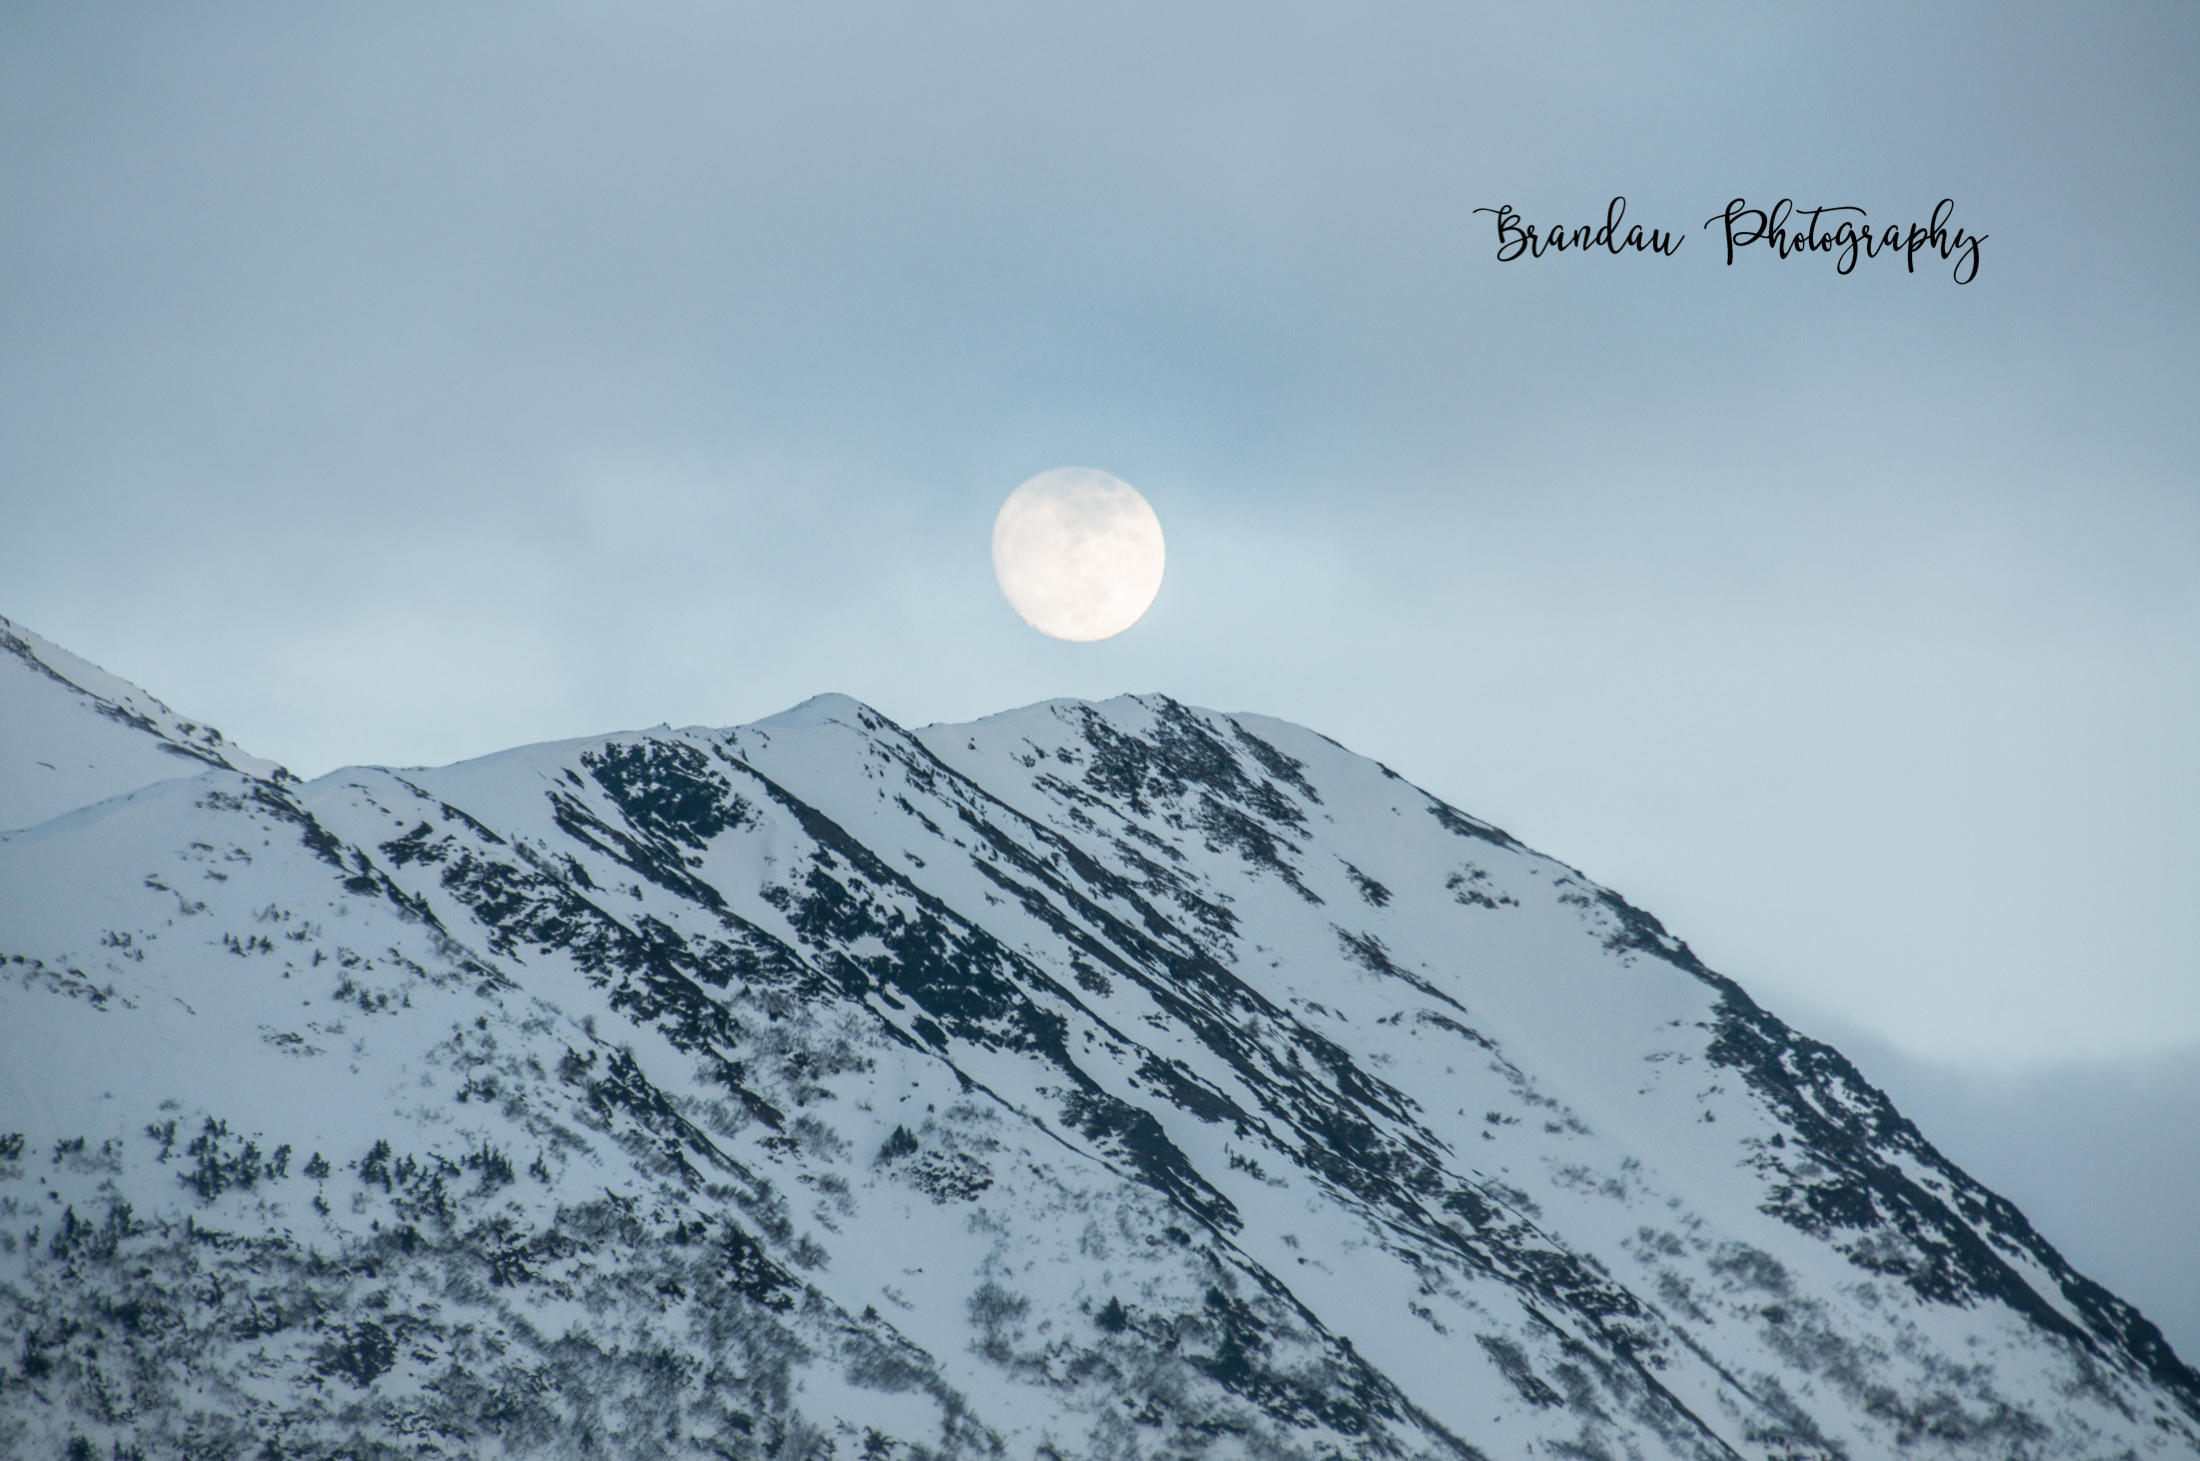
[3,616,2195,1459]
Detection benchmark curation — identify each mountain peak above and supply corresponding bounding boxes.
[0,614,287,832]
[2,626,2193,1459]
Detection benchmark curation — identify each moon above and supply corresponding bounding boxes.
[991,468,1166,641]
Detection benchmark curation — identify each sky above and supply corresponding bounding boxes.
[3,1,2196,1350]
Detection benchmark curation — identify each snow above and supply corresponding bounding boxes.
[1,614,285,833]
[2,630,2194,1458]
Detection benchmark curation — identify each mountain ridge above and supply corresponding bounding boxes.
[0,617,287,834]
[3,616,2194,1460]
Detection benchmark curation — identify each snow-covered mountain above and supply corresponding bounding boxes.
[3,614,2195,1461]
[0,619,285,834]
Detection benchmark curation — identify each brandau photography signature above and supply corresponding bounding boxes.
[1475,195,1986,282]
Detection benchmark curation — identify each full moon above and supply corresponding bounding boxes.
[991,468,1166,641]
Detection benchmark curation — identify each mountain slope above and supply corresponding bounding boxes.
[0,615,286,833]
[1,632,2193,1460]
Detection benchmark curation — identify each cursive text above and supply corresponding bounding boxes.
[1703,198,1983,283]
[1473,197,1685,260]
